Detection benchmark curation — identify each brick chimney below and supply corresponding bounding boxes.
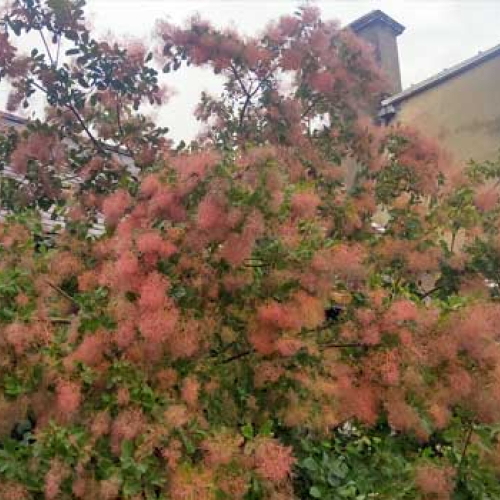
[349,10,405,95]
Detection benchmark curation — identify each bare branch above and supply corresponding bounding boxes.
[301,95,324,120]
[320,342,367,349]
[30,80,104,152]
[45,280,80,310]
[229,62,250,97]
[219,349,254,364]
[38,29,55,67]
[66,102,104,153]
[55,33,61,67]
[115,99,135,158]
[459,423,474,469]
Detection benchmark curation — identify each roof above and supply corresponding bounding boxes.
[0,110,129,237]
[0,110,134,158]
[382,42,500,107]
[349,10,405,37]
[0,110,27,127]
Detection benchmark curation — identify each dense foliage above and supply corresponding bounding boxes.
[1,1,500,498]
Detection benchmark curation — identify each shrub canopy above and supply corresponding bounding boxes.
[2,1,500,499]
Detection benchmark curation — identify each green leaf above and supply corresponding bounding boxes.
[301,457,318,472]
[310,486,322,498]
[241,423,254,440]
[329,459,348,479]
[121,440,134,460]
[258,420,273,437]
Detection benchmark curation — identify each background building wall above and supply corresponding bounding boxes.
[392,54,500,164]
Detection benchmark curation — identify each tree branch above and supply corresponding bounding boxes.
[49,317,72,324]
[219,349,254,364]
[55,33,61,68]
[34,316,72,324]
[301,95,324,120]
[116,100,125,136]
[238,77,268,132]
[66,102,104,153]
[450,229,458,253]
[419,286,442,300]
[30,80,103,153]
[38,29,55,67]
[320,342,367,349]
[459,423,474,469]
[115,99,135,158]
[45,280,80,310]
[243,260,271,268]
[229,62,250,97]
[229,62,259,132]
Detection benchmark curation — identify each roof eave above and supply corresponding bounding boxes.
[382,42,500,107]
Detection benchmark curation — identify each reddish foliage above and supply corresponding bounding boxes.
[181,376,200,408]
[169,467,214,500]
[415,464,456,499]
[45,460,69,500]
[0,482,29,500]
[55,380,82,419]
[201,432,243,467]
[253,438,296,482]
[64,333,107,369]
[2,3,500,497]
[102,189,132,226]
[110,408,146,455]
[291,191,321,219]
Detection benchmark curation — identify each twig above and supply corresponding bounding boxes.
[29,80,104,153]
[238,77,266,131]
[66,103,104,153]
[34,317,72,324]
[301,95,324,120]
[55,34,61,67]
[229,63,252,131]
[219,349,253,364]
[116,99,135,159]
[38,29,55,66]
[304,317,344,335]
[229,62,250,97]
[450,230,458,253]
[229,63,263,131]
[48,318,72,325]
[209,341,237,359]
[243,257,271,268]
[48,317,72,324]
[45,280,80,309]
[420,286,442,300]
[320,342,367,349]
[30,80,49,94]
[459,423,474,469]
[116,100,125,136]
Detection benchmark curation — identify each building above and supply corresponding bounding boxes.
[351,10,500,165]
[0,110,110,235]
[349,10,405,96]
[0,110,25,130]
[3,12,500,167]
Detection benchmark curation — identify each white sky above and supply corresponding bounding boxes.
[2,0,500,142]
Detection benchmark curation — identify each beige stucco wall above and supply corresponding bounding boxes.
[392,53,500,165]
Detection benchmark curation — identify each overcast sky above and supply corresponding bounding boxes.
[2,0,500,141]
